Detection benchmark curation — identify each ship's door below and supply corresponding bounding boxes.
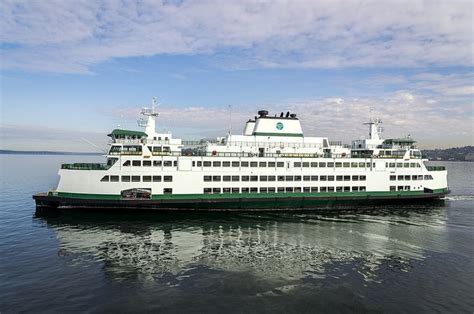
[259,148,264,157]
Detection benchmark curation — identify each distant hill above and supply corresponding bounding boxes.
[0,149,102,155]
[422,146,474,161]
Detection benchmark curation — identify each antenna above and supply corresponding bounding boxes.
[228,104,232,135]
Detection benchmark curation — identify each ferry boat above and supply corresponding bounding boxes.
[33,98,449,210]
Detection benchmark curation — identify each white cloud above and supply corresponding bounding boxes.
[1,0,473,73]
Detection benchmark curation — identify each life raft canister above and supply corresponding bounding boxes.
[212,150,217,156]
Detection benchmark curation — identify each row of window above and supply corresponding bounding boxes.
[120,159,422,170]
[386,162,421,168]
[203,175,367,182]
[390,186,412,191]
[203,186,367,194]
[390,175,433,181]
[100,175,173,182]
[123,160,177,167]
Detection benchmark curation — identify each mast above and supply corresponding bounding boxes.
[138,97,159,136]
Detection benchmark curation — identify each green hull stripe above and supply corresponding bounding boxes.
[54,188,449,201]
[252,132,304,137]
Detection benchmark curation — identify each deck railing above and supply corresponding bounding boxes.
[61,163,110,170]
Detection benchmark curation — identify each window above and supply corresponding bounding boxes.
[250,162,258,167]
[143,176,151,182]
[241,161,249,167]
[203,161,211,167]
[173,161,177,167]
[268,187,276,193]
[404,163,410,168]
[153,160,162,167]
[351,162,358,168]
[294,162,301,167]
[197,161,202,167]
[232,176,239,182]
[163,160,172,167]
[153,176,161,182]
[268,176,276,181]
[204,176,212,182]
[320,187,327,192]
[359,175,366,181]
[259,162,267,167]
[278,176,285,181]
[335,162,342,168]
[285,176,293,181]
[242,187,250,193]
[327,162,334,167]
[311,162,318,167]
[311,176,318,181]
[223,188,231,193]
[390,175,396,181]
[319,162,326,167]
[359,186,366,191]
[294,176,301,181]
[412,175,418,181]
[336,187,342,192]
[132,160,141,166]
[389,186,396,191]
[260,176,268,182]
[320,175,327,181]
[123,160,131,166]
[303,162,309,167]
[232,188,240,193]
[121,176,130,182]
[303,176,311,181]
[143,160,151,167]
[250,187,258,193]
[212,176,221,182]
[132,176,140,182]
[164,176,172,182]
[268,162,276,167]
[232,161,240,167]
[336,175,343,181]
[204,188,212,194]
[100,175,109,182]
[285,187,294,193]
[223,161,230,167]
[398,175,404,180]
[343,176,350,181]
[311,187,318,192]
[260,187,268,193]
[353,186,360,192]
[359,162,365,167]
[213,161,221,167]
[405,186,410,191]
[398,186,404,191]
[303,187,310,192]
[328,187,335,192]
[328,175,334,181]
[242,176,250,182]
[250,176,258,182]
[294,187,302,193]
[344,186,350,192]
[404,175,411,181]
[163,188,173,194]
[213,188,221,193]
[277,162,284,167]
[277,187,284,192]
[223,176,231,182]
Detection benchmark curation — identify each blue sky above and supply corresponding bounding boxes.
[1,0,473,151]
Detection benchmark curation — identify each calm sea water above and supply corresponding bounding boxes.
[0,155,473,313]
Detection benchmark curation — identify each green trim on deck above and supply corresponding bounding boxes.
[252,132,304,137]
[108,129,147,138]
[54,188,449,201]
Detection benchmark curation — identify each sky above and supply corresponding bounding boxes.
[0,0,473,152]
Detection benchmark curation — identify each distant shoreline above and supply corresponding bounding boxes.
[0,150,102,156]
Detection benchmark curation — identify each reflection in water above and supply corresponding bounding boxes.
[35,204,448,285]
